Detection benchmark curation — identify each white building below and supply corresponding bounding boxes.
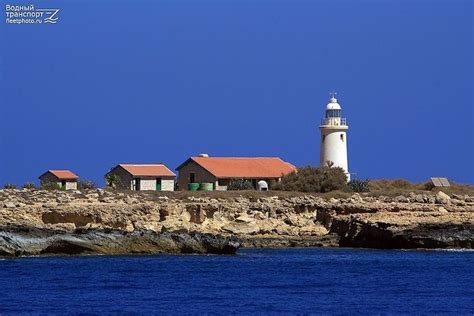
[319,94,350,181]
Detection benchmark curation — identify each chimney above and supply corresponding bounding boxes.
[198,153,209,158]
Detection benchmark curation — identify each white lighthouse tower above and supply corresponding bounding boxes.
[319,93,350,181]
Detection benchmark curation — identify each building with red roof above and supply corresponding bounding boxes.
[39,170,79,190]
[105,164,176,191]
[176,154,296,191]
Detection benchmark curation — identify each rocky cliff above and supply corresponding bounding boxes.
[0,189,473,256]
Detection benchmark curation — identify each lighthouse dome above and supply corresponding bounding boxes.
[326,97,342,110]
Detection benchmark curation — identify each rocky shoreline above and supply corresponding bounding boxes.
[0,189,473,257]
[0,226,240,257]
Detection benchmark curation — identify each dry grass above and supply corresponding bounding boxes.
[434,183,474,196]
[367,179,474,197]
[103,179,474,200]
[368,179,426,191]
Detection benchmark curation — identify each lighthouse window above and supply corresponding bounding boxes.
[326,110,341,118]
[340,134,344,141]
[322,135,326,142]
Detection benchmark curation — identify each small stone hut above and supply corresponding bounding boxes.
[105,164,176,191]
[39,170,79,190]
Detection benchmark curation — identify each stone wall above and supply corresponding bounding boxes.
[39,173,77,190]
[177,160,217,190]
[106,167,133,190]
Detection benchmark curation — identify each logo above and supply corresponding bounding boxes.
[5,4,60,24]
[35,8,60,23]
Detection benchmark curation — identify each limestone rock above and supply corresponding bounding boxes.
[235,213,255,223]
[0,188,472,255]
[394,195,409,203]
[350,193,363,203]
[438,207,448,213]
[436,191,451,204]
[3,201,16,208]
[125,197,138,205]
[222,222,259,235]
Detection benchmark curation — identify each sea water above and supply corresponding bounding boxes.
[0,248,473,314]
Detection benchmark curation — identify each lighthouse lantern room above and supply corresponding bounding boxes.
[319,93,350,181]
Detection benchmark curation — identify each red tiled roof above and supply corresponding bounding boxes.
[186,157,296,178]
[46,170,79,180]
[119,164,176,177]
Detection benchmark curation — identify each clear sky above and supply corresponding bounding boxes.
[1,0,473,186]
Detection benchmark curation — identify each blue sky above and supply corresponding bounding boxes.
[1,0,473,186]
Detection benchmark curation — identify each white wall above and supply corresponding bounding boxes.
[138,178,156,191]
[161,179,175,191]
[320,126,350,181]
[65,181,77,190]
[134,177,175,191]
[53,181,76,190]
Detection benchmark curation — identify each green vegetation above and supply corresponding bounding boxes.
[3,183,17,189]
[78,179,97,190]
[227,179,254,190]
[348,179,370,192]
[105,174,122,188]
[274,166,348,193]
[22,182,37,190]
[40,182,63,190]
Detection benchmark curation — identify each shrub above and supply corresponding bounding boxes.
[227,179,255,190]
[40,182,62,190]
[22,182,36,190]
[3,183,17,189]
[424,181,435,191]
[348,179,370,192]
[78,179,97,190]
[105,174,122,189]
[274,166,348,193]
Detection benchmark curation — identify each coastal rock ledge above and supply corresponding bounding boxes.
[0,189,473,256]
[0,227,239,257]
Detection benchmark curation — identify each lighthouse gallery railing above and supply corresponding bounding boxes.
[320,118,347,126]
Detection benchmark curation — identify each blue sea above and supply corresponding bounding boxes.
[0,248,473,315]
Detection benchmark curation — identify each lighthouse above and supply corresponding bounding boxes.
[319,93,350,181]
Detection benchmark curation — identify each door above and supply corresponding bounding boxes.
[61,180,66,189]
[156,178,162,191]
[133,178,141,191]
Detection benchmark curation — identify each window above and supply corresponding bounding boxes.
[322,135,326,142]
[340,134,344,141]
[326,110,341,118]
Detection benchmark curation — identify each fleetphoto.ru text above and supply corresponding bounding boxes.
[5,4,59,24]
